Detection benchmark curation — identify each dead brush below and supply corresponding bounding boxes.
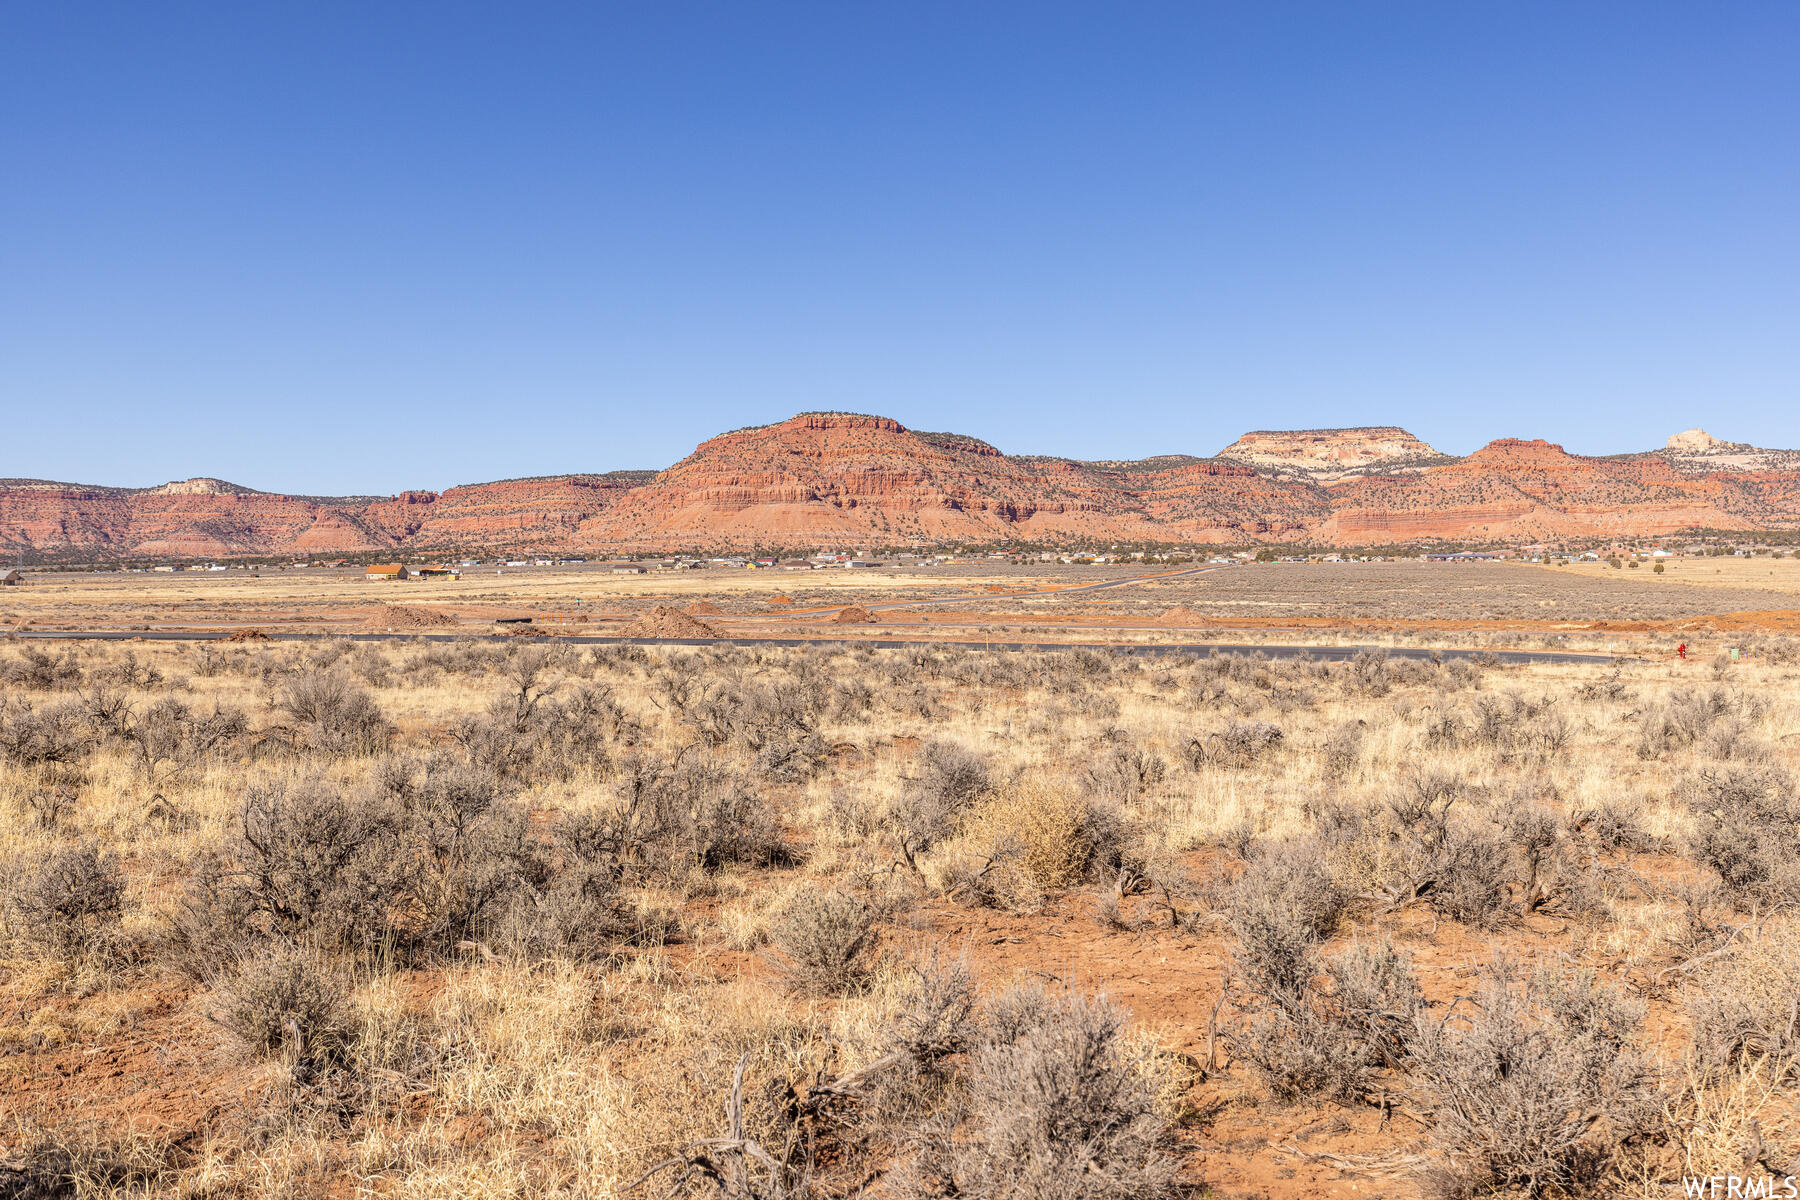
[206,941,355,1073]
[1224,840,1349,999]
[1635,686,1751,761]
[1570,797,1652,852]
[628,966,1175,1200]
[1407,960,1655,1199]
[109,693,247,805]
[890,740,991,872]
[276,671,390,756]
[946,777,1130,912]
[654,756,794,872]
[0,696,91,768]
[1359,772,1517,927]
[1682,929,1800,1083]
[0,645,84,691]
[1233,937,1422,1103]
[1085,732,1165,804]
[18,763,85,831]
[768,889,876,996]
[2,839,127,962]
[91,647,163,690]
[1682,764,1800,904]
[627,1053,819,1200]
[1183,719,1282,770]
[1320,719,1365,779]
[898,983,1180,1200]
[857,954,982,1119]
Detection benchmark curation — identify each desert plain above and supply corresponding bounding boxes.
[3,558,1800,1198]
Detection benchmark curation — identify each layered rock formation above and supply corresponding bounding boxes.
[1215,427,1450,482]
[0,473,650,559]
[1656,429,1800,474]
[4,417,1797,558]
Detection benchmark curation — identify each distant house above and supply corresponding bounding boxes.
[612,565,646,575]
[365,564,410,581]
[0,570,21,586]
[414,565,458,579]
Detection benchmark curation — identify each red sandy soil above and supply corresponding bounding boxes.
[1156,605,1208,626]
[833,605,876,624]
[361,604,459,631]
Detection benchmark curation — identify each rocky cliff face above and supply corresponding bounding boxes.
[1656,428,1800,474]
[3,420,1797,558]
[1320,437,1800,541]
[582,414,1158,547]
[1215,427,1449,482]
[0,473,651,559]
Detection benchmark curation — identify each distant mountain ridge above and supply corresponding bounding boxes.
[1655,428,1800,475]
[4,416,1797,558]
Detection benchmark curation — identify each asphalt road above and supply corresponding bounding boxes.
[5,628,1619,665]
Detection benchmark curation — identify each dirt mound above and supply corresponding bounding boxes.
[686,600,724,616]
[365,604,458,630]
[769,594,794,605]
[1156,605,1207,626]
[219,628,272,642]
[834,605,875,624]
[624,605,719,639]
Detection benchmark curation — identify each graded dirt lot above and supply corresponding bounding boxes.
[2,634,1797,1197]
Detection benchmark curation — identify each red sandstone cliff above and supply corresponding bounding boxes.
[3,418,1797,558]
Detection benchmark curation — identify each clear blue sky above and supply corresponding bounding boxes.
[3,2,1796,494]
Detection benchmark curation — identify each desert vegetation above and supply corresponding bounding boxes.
[3,633,1799,1197]
[15,558,1800,654]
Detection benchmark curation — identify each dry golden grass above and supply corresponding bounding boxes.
[1553,554,1800,594]
[3,632,1799,1197]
